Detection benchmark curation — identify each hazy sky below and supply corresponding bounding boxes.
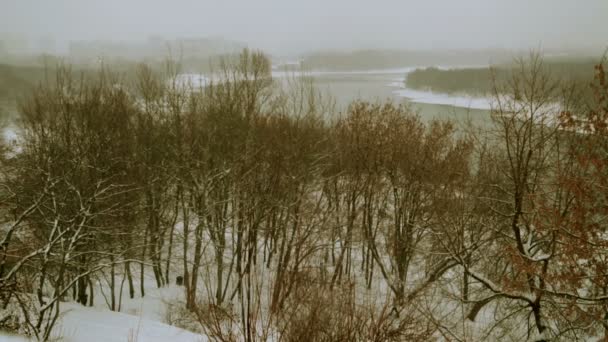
[1,0,607,54]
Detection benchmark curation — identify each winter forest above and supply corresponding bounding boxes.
[0,47,607,342]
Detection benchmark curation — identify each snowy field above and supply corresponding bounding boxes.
[2,125,17,145]
[1,283,203,342]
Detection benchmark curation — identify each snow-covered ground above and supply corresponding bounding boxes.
[1,285,204,342]
[2,125,17,144]
[56,300,203,342]
[391,86,494,110]
[1,304,202,342]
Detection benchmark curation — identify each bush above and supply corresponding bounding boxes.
[276,270,434,342]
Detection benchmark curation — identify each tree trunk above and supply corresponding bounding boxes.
[126,261,134,299]
[164,193,179,286]
[140,224,148,298]
[189,221,204,309]
[88,276,94,306]
[181,187,192,309]
[215,248,224,304]
[110,255,116,311]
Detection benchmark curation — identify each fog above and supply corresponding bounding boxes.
[1,0,607,55]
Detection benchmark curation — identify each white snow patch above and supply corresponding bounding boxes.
[2,126,17,143]
[53,301,204,342]
[0,284,203,342]
[0,332,29,341]
[392,87,494,110]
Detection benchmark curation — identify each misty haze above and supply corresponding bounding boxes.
[0,1,607,341]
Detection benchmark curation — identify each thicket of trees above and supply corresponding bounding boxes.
[1,50,607,341]
[406,57,598,100]
[301,49,513,71]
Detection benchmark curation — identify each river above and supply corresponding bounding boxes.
[2,65,495,145]
[287,67,493,124]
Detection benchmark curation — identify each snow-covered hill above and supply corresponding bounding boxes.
[1,285,204,342]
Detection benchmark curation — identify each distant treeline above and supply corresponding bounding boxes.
[406,57,599,100]
[0,50,268,106]
[0,60,166,109]
[301,49,518,70]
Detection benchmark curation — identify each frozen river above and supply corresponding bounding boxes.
[288,66,493,123]
[181,65,493,123]
[1,65,495,144]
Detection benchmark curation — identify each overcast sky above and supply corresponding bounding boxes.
[1,0,607,54]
